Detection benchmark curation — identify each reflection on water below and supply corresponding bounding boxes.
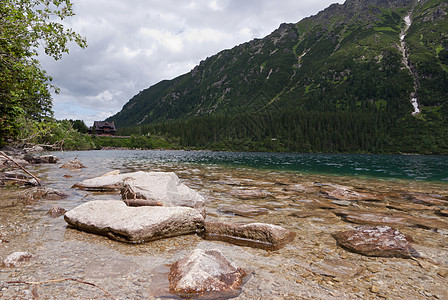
[1,150,447,299]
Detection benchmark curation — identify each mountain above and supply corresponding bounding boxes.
[108,0,448,154]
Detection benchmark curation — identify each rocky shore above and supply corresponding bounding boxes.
[0,149,447,299]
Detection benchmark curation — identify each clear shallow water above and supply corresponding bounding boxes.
[2,150,448,299]
[62,150,448,182]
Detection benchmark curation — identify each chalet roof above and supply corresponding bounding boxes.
[93,121,116,131]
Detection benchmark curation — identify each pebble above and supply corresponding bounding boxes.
[367,265,380,273]
[437,268,448,278]
[370,285,379,293]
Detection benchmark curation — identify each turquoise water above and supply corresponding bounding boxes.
[58,150,448,182]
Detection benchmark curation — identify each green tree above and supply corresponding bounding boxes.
[69,119,89,133]
[0,0,87,145]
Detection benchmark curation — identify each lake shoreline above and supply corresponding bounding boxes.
[1,150,448,299]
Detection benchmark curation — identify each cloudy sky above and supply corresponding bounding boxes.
[39,0,344,125]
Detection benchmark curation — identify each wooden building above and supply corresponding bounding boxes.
[89,121,117,135]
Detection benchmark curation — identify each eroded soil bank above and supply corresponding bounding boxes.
[1,151,448,299]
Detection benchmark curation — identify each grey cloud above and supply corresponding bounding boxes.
[39,0,344,124]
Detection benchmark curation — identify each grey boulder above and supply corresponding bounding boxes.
[73,171,206,216]
[64,200,204,243]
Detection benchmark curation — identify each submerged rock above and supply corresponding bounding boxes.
[2,252,33,268]
[333,209,448,231]
[61,159,86,169]
[64,200,204,243]
[332,226,419,258]
[48,206,67,218]
[169,249,246,299]
[202,221,296,250]
[438,210,448,217]
[24,154,58,164]
[21,187,68,201]
[311,259,363,278]
[229,189,271,199]
[218,204,269,217]
[333,209,416,227]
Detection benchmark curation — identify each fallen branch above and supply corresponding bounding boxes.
[0,177,39,186]
[6,278,116,300]
[0,151,42,186]
[123,199,162,207]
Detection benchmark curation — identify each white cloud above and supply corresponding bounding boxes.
[39,0,345,126]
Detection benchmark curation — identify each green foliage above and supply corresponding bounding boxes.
[39,120,95,150]
[69,119,89,134]
[92,135,176,150]
[0,0,87,145]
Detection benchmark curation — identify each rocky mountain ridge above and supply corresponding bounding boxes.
[107,0,448,154]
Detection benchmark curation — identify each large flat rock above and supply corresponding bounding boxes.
[64,200,204,243]
[73,171,206,216]
[202,221,296,250]
[72,171,146,191]
[121,172,206,216]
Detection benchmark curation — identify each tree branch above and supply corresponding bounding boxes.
[6,278,116,300]
[0,151,42,186]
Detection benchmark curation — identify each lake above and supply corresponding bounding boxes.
[56,150,448,181]
[1,150,447,299]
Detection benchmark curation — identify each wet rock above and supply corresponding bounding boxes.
[218,204,269,217]
[169,249,246,299]
[23,145,45,152]
[437,268,448,278]
[21,187,68,201]
[300,198,340,209]
[48,206,66,218]
[60,159,85,169]
[333,209,448,231]
[386,202,441,212]
[289,210,339,221]
[0,146,25,157]
[311,259,363,278]
[414,217,448,231]
[319,183,382,201]
[2,252,33,267]
[333,209,416,227]
[437,210,448,217]
[24,154,58,164]
[332,226,419,258]
[228,189,271,199]
[64,200,204,243]
[332,200,352,207]
[3,171,28,180]
[202,221,296,250]
[0,171,33,186]
[403,192,448,207]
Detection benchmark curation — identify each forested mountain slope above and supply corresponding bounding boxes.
[108,0,448,154]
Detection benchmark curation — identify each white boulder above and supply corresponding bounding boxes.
[64,200,204,243]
